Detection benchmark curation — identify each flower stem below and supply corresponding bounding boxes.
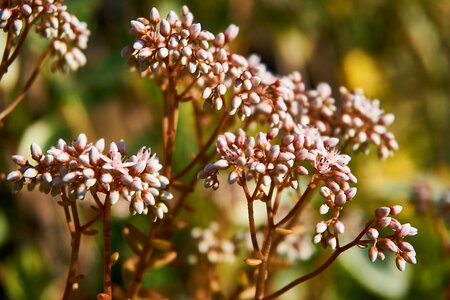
[172,111,229,181]
[262,219,374,299]
[0,44,52,122]
[61,195,82,300]
[102,197,112,297]
[255,184,276,299]
[127,220,161,299]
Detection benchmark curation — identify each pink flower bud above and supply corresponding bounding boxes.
[369,246,378,262]
[320,204,329,215]
[12,155,27,166]
[313,233,322,244]
[401,251,417,264]
[7,170,23,182]
[159,19,171,36]
[316,221,327,234]
[383,239,398,253]
[377,217,391,228]
[335,191,347,206]
[100,173,113,184]
[142,191,155,205]
[395,256,406,271]
[73,133,88,152]
[30,143,43,161]
[398,241,415,254]
[375,207,391,218]
[89,146,100,165]
[63,172,79,183]
[149,7,161,24]
[389,218,402,231]
[189,23,201,39]
[390,205,403,215]
[366,228,379,240]
[327,236,337,249]
[134,199,144,214]
[320,186,331,198]
[334,221,345,234]
[109,190,120,205]
[23,168,38,178]
[224,24,239,42]
[130,20,146,34]
[344,187,357,200]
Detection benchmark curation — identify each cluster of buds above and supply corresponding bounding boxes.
[0,0,90,72]
[276,230,315,262]
[198,125,355,194]
[364,206,418,271]
[334,87,398,159]
[190,222,236,264]
[7,134,172,218]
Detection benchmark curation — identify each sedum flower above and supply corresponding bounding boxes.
[334,87,398,159]
[0,0,90,72]
[363,206,418,271]
[7,134,172,219]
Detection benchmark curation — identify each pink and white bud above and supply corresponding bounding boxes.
[6,170,22,182]
[366,228,379,240]
[142,191,155,205]
[375,207,391,218]
[316,221,327,234]
[395,256,406,271]
[134,199,144,214]
[389,218,402,231]
[377,217,392,228]
[344,187,357,200]
[149,7,161,24]
[383,239,398,253]
[12,155,27,166]
[23,168,38,178]
[30,143,43,160]
[390,205,403,215]
[313,233,322,244]
[334,221,345,234]
[130,20,146,34]
[320,186,331,198]
[224,24,239,42]
[401,251,417,264]
[334,191,347,206]
[100,173,113,184]
[189,23,201,38]
[89,147,100,165]
[63,172,79,183]
[109,190,120,205]
[160,19,171,36]
[327,236,337,249]
[369,246,378,262]
[319,204,329,215]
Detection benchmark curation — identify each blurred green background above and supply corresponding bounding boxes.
[0,0,449,299]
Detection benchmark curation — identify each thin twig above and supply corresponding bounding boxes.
[0,44,52,121]
[61,194,82,300]
[262,219,375,299]
[172,111,229,181]
[102,196,112,297]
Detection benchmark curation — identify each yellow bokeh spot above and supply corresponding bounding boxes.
[342,49,384,95]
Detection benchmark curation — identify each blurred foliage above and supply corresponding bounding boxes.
[0,0,449,299]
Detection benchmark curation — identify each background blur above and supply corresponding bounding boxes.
[0,0,449,299]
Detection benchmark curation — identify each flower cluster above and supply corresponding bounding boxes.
[0,0,90,72]
[198,126,355,192]
[7,134,172,218]
[365,206,418,271]
[190,222,236,264]
[334,87,398,158]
